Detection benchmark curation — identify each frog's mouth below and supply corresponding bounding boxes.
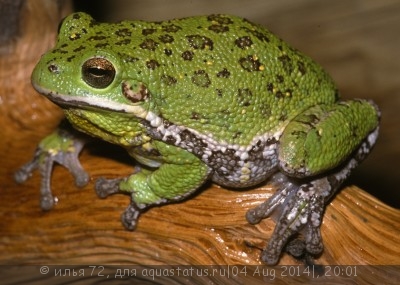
[34,85,150,120]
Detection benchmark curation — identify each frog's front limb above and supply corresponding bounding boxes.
[14,124,89,210]
[96,140,211,230]
[247,99,380,265]
[94,176,141,230]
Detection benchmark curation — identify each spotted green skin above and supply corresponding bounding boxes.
[21,13,380,264]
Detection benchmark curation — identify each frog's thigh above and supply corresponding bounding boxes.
[278,99,379,177]
[120,142,210,205]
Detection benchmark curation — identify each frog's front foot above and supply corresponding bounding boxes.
[95,177,122,198]
[14,129,89,210]
[246,173,329,265]
[95,177,143,231]
[121,201,142,230]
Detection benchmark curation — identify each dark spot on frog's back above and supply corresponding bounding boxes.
[139,39,159,51]
[68,33,81,41]
[216,68,230,78]
[191,70,211,88]
[252,31,270,43]
[191,112,201,120]
[48,63,59,74]
[278,55,294,75]
[181,51,194,61]
[73,46,86,53]
[240,26,270,43]
[235,36,253,49]
[207,15,234,25]
[146,59,160,70]
[275,90,285,99]
[115,28,132,37]
[159,34,174,44]
[164,49,173,56]
[237,88,252,106]
[239,55,263,72]
[161,75,177,86]
[88,20,98,28]
[186,35,213,50]
[297,61,307,75]
[162,24,181,33]
[142,28,156,36]
[52,48,68,54]
[267,83,274,92]
[208,24,229,33]
[88,35,107,41]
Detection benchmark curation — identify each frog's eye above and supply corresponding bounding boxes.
[82,58,116,89]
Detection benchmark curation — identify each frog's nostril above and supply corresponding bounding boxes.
[48,64,60,74]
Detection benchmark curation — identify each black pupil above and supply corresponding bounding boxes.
[89,66,111,77]
[82,58,115,88]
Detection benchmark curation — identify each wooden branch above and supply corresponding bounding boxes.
[1,1,399,284]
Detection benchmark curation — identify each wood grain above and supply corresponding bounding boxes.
[1,0,399,284]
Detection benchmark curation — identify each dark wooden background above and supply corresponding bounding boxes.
[1,0,399,284]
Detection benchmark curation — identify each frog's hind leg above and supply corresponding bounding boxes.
[246,126,379,265]
[247,173,328,265]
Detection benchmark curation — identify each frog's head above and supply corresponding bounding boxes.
[31,12,154,146]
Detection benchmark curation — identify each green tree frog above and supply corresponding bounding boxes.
[15,13,380,265]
